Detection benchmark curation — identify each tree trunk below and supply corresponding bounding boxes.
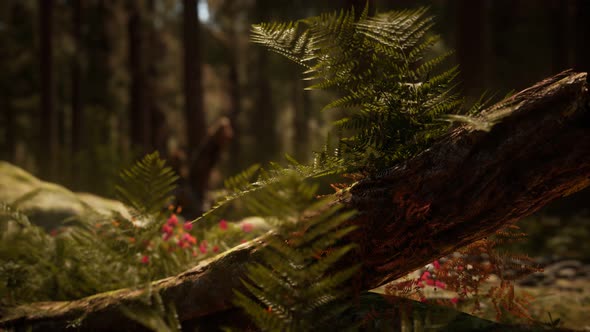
[1,71,589,331]
[346,0,376,17]
[574,0,590,73]
[227,29,242,172]
[70,0,83,187]
[183,0,206,150]
[293,75,311,162]
[456,0,488,99]
[39,0,57,181]
[183,0,209,214]
[550,0,571,74]
[128,1,151,154]
[2,97,15,163]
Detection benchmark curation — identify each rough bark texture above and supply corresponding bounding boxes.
[1,71,589,331]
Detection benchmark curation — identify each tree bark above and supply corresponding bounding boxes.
[456,0,489,99]
[70,0,83,189]
[1,71,589,331]
[183,0,206,150]
[39,0,58,181]
[128,1,152,153]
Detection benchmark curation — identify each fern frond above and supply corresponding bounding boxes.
[233,176,359,331]
[115,151,178,218]
[252,6,462,170]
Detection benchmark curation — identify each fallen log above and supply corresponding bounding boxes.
[1,70,589,331]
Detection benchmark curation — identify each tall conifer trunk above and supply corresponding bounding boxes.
[183,0,207,214]
[39,0,57,180]
[227,36,242,170]
[70,0,83,187]
[128,2,151,153]
[183,0,206,149]
[456,0,488,99]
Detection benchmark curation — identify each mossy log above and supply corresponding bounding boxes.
[1,70,589,331]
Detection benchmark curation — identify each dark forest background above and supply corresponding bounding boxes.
[1,0,589,219]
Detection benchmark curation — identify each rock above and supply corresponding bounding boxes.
[556,267,578,279]
[544,260,582,276]
[0,162,42,202]
[517,271,554,287]
[0,162,131,230]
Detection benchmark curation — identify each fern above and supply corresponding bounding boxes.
[195,155,347,224]
[201,6,467,235]
[233,175,359,331]
[0,154,201,306]
[121,291,182,332]
[252,6,463,168]
[115,151,178,218]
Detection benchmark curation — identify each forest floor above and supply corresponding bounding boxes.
[382,268,590,331]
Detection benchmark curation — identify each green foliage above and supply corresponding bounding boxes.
[121,290,182,332]
[196,154,347,224]
[233,174,359,331]
[0,203,137,304]
[0,152,266,309]
[115,151,178,217]
[252,6,462,168]
[0,154,205,306]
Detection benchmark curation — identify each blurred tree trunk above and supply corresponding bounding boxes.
[227,38,242,170]
[456,0,488,99]
[128,1,151,153]
[145,0,166,155]
[2,98,15,163]
[39,0,58,181]
[551,0,570,73]
[70,0,83,184]
[574,0,590,73]
[251,49,278,163]
[247,0,278,165]
[183,0,206,150]
[183,0,207,213]
[346,0,376,17]
[293,76,311,162]
[71,0,82,154]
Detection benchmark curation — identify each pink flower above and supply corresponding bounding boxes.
[167,214,178,226]
[420,271,431,280]
[182,233,197,245]
[183,222,193,231]
[416,280,425,288]
[213,245,219,253]
[162,232,172,241]
[177,239,189,248]
[450,297,459,304]
[199,241,208,254]
[433,260,441,270]
[457,265,464,271]
[141,255,150,264]
[162,224,173,235]
[425,278,435,286]
[241,222,253,233]
[435,280,446,289]
[219,219,228,231]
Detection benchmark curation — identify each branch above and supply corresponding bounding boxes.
[1,71,589,331]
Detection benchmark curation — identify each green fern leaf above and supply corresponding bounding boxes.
[115,151,178,218]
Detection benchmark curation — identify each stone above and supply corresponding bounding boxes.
[0,162,132,230]
[556,267,578,279]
